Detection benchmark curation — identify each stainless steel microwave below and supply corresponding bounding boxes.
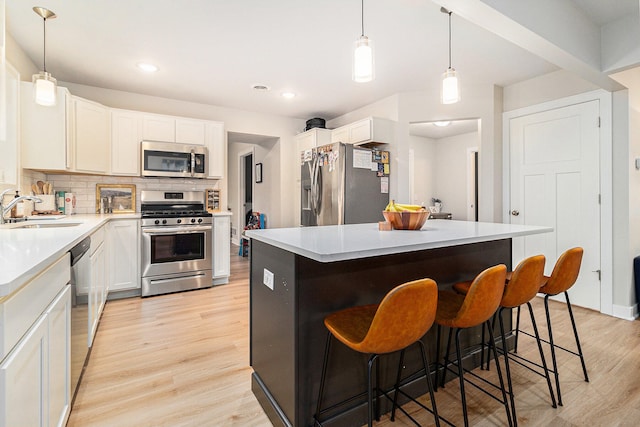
[141,141,207,178]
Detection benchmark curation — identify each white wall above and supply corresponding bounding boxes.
[407,135,436,206]
[503,70,599,112]
[434,131,479,220]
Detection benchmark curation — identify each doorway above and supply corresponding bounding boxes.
[239,150,254,233]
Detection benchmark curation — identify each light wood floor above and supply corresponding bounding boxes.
[68,251,640,427]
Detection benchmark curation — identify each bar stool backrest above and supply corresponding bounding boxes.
[451,264,507,328]
[357,278,438,355]
[540,247,583,296]
[501,255,546,308]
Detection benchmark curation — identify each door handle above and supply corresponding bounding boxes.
[511,210,520,216]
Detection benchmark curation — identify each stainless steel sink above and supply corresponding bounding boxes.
[8,222,82,229]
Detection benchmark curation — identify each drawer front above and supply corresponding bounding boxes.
[91,226,105,254]
[0,253,70,361]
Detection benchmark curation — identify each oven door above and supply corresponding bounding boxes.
[141,225,212,277]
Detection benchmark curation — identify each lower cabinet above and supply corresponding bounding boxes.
[0,285,71,427]
[107,219,140,292]
[212,215,231,284]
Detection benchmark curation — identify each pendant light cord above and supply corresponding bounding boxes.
[448,11,452,69]
[361,0,365,36]
[42,17,47,72]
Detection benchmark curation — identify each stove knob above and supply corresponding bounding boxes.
[197,218,203,223]
[177,219,182,224]
[154,220,160,225]
[162,219,167,225]
[191,218,196,223]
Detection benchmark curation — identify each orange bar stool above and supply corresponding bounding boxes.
[314,278,441,427]
[435,264,512,427]
[523,247,589,406]
[452,255,557,423]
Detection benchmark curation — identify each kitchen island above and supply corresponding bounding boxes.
[246,220,552,427]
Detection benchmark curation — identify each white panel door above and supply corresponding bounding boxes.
[509,100,600,310]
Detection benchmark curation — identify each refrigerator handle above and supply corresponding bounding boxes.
[314,156,322,215]
[308,159,316,215]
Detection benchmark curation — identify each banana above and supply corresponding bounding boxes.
[385,201,425,212]
[395,203,425,212]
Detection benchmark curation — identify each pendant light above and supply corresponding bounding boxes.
[32,7,58,107]
[441,8,460,104]
[353,0,374,83]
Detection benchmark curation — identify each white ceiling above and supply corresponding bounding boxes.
[5,0,636,121]
[410,119,478,139]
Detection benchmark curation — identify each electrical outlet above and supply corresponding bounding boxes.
[263,268,274,290]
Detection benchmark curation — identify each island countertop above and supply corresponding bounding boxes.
[245,219,552,263]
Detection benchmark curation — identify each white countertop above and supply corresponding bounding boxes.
[0,214,139,297]
[245,220,553,263]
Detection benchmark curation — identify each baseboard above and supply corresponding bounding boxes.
[611,303,638,321]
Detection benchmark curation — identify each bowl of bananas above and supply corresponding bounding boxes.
[382,201,430,230]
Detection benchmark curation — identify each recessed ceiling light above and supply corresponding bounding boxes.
[281,92,296,99]
[433,121,451,127]
[137,62,158,73]
[252,84,270,91]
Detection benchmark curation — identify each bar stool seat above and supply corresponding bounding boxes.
[314,278,441,427]
[435,264,512,427]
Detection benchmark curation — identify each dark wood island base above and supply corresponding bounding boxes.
[250,238,513,427]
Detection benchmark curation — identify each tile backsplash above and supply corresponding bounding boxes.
[21,170,220,214]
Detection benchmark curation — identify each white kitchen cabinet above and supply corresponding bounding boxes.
[295,128,332,153]
[0,62,20,190]
[0,313,47,427]
[73,96,110,174]
[206,121,225,179]
[212,215,231,284]
[176,118,206,145]
[0,255,71,427]
[111,109,142,176]
[21,83,73,171]
[108,219,140,291]
[330,117,394,145]
[142,115,208,146]
[142,114,175,142]
[88,227,106,346]
[46,286,71,427]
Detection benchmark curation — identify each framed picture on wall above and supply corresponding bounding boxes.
[255,163,263,183]
[96,184,136,213]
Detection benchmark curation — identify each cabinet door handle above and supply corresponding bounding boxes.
[511,210,520,216]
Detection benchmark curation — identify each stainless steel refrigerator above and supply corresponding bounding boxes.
[301,142,389,226]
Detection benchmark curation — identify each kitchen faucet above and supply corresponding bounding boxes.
[0,189,43,224]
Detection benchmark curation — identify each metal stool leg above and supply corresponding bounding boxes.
[453,328,470,427]
[526,301,557,408]
[390,349,405,421]
[442,327,454,388]
[486,320,514,427]
[497,309,517,426]
[314,331,333,424]
[565,291,589,382]
[418,340,441,427]
[514,305,522,353]
[544,295,562,406]
[367,354,379,427]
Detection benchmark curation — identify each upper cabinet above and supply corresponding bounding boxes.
[142,114,208,146]
[330,117,394,145]
[295,128,332,153]
[20,85,227,179]
[0,62,19,191]
[21,83,73,172]
[111,109,142,176]
[73,96,110,174]
[205,121,225,179]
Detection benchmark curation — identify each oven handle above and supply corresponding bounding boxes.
[149,272,207,284]
[142,226,212,234]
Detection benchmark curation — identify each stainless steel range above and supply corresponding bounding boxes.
[140,190,213,297]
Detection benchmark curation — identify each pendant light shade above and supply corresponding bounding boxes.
[353,0,374,83]
[441,67,459,104]
[353,35,374,82]
[32,7,58,107]
[441,8,460,104]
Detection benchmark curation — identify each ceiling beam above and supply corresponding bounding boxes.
[433,0,625,91]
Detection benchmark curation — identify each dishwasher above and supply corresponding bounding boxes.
[69,236,91,403]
